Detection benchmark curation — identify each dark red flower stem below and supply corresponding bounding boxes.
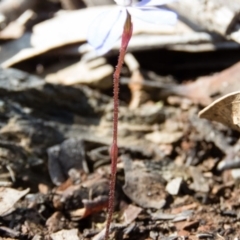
[104,11,133,240]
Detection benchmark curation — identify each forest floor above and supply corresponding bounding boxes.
[0,0,240,239]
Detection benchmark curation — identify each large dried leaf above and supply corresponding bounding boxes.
[0,187,29,216]
[198,91,240,132]
[1,6,187,68]
[169,61,240,106]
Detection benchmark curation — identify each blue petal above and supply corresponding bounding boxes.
[87,8,121,49]
[128,7,177,25]
[136,0,177,7]
[87,8,127,54]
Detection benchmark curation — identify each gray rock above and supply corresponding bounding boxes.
[47,138,88,185]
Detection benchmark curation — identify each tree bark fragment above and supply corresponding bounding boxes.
[169,0,237,36]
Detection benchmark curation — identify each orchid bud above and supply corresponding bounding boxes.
[121,10,133,49]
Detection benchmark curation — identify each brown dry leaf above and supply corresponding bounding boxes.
[0,187,29,216]
[122,155,167,209]
[171,62,240,106]
[198,91,240,132]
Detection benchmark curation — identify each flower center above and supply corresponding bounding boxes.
[114,0,132,7]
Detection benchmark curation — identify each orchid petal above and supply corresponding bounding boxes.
[136,0,177,7]
[95,9,127,54]
[128,7,177,25]
[87,8,125,52]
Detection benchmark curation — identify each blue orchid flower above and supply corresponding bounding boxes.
[87,0,177,54]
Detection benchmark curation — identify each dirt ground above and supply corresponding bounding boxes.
[0,0,240,240]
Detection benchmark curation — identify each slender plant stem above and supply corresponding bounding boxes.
[104,11,133,240]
